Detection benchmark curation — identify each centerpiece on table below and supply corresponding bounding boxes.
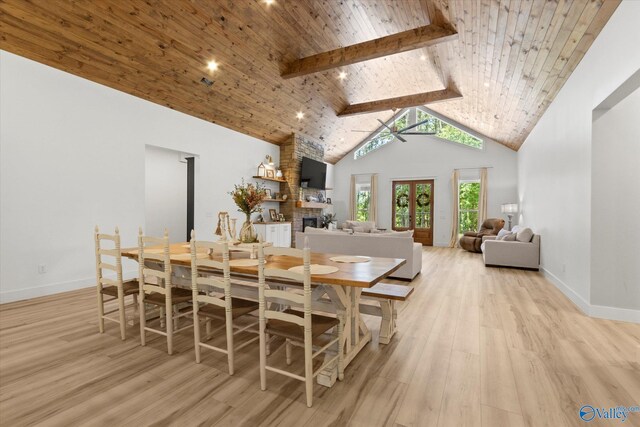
[229,180,267,243]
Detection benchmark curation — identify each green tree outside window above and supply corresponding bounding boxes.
[356,191,370,221]
[459,182,480,233]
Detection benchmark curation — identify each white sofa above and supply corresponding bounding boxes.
[481,232,540,270]
[295,229,422,280]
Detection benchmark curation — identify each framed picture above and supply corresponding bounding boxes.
[265,188,272,198]
[274,192,281,200]
[266,169,275,178]
[269,209,278,222]
[257,162,266,177]
[327,197,332,204]
[278,213,285,222]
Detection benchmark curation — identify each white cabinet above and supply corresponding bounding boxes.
[254,222,291,248]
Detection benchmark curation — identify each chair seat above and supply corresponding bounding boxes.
[101,279,140,297]
[198,297,258,320]
[144,287,192,306]
[266,309,339,341]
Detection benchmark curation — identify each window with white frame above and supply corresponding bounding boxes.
[354,111,409,159]
[416,108,483,149]
[354,108,483,160]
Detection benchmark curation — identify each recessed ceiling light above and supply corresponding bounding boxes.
[484,82,490,87]
[207,60,218,71]
[296,111,304,120]
[420,54,427,61]
[340,137,345,142]
[264,0,275,5]
[338,71,347,80]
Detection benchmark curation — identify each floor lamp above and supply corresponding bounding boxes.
[501,203,518,231]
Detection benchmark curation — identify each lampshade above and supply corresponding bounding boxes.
[501,203,518,214]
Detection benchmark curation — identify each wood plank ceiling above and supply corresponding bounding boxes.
[0,0,620,163]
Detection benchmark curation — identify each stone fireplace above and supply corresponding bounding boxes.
[279,133,325,246]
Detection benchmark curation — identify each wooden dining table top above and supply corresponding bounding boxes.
[122,242,405,288]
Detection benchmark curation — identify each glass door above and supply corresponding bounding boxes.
[392,180,434,246]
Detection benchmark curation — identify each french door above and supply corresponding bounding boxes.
[392,180,434,246]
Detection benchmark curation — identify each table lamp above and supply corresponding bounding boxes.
[501,203,518,230]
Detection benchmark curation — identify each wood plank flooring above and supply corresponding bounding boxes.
[1,248,638,426]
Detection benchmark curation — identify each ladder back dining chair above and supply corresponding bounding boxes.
[138,228,193,355]
[257,239,343,407]
[190,230,259,375]
[94,226,139,340]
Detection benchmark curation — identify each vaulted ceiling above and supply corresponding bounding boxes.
[0,0,620,163]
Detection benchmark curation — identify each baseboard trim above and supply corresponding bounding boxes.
[590,303,640,323]
[0,270,138,304]
[541,267,639,324]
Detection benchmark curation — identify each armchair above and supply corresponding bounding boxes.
[458,218,505,253]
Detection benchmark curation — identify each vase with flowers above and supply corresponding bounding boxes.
[229,180,267,243]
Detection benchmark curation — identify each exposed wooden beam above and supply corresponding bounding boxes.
[281,24,458,79]
[337,88,462,117]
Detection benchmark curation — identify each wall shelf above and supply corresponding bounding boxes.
[262,199,287,203]
[253,175,287,183]
[296,201,331,209]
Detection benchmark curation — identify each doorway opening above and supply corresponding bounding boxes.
[144,146,196,242]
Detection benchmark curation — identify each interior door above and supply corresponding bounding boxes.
[392,180,434,246]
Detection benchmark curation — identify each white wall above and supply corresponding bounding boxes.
[517,1,640,322]
[591,88,640,311]
[333,126,518,246]
[144,146,188,242]
[0,50,279,303]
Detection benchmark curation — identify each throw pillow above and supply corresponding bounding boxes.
[345,220,376,233]
[501,233,517,241]
[516,227,534,242]
[496,228,511,239]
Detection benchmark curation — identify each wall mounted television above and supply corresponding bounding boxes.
[299,157,327,190]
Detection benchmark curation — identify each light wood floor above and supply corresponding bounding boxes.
[1,248,638,427]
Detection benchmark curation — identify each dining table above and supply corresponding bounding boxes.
[122,242,405,387]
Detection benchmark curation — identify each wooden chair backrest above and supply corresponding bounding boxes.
[138,228,172,296]
[258,241,311,329]
[94,226,124,289]
[189,230,230,309]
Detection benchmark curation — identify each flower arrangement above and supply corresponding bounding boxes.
[229,180,267,243]
[229,180,267,217]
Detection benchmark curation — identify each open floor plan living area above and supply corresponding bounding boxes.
[1,1,638,426]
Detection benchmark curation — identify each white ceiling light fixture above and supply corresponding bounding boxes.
[420,54,427,61]
[264,0,275,5]
[207,60,218,71]
[296,111,304,120]
[338,71,347,80]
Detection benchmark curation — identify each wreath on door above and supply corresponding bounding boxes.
[396,191,409,208]
[416,192,430,208]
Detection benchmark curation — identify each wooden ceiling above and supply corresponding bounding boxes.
[0,0,620,163]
